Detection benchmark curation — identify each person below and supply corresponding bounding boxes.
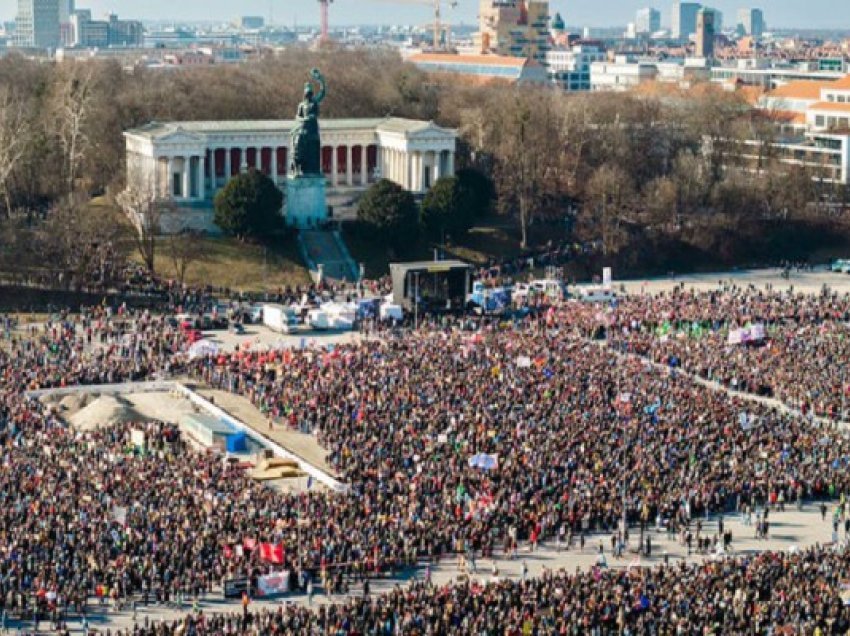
[307,580,314,607]
[521,561,528,581]
[363,579,370,598]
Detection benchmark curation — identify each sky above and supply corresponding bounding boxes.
[0,0,847,30]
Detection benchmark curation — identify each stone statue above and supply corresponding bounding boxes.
[290,68,326,176]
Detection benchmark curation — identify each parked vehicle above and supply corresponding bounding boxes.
[513,279,568,304]
[467,282,512,313]
[262,304,298,333]
[831,259,850,274]
[575,286,617,303]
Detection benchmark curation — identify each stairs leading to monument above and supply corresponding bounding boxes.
[297,230,360,284]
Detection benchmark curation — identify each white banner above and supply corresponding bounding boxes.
[257,571,290,596]
[728,323,766,345]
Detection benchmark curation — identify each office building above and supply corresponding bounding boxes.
[546,44,606,91]
[474,0,550,65]
[636,8,661,35]
[591,56,658,91]
[737,8,764,37]
[703,7,722,32]
[695,7,715,58]
[106,13,143,47]
[671,1,701,40]
[239,16,264,30]
[69,10,142,48]
[58,0,73,22]
[15,0,60,48]
[734,75,850,186]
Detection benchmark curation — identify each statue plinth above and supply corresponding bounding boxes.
[286,174,327,229]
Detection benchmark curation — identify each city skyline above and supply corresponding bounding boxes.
[0,0,848,30]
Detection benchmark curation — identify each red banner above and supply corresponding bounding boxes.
[259,543,284,564]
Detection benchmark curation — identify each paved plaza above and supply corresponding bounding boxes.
[615,265,850,296]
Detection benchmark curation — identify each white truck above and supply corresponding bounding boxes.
[262,303,295,334]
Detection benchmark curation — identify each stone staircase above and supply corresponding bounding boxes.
[297,230,360,284]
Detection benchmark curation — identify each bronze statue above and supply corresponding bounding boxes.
[290,68,326,176]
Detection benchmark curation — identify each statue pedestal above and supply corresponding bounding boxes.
[286,175,328,229]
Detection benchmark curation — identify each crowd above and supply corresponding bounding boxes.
[2,283,850,633]
[561,286,850,419]
[105,543,850,635]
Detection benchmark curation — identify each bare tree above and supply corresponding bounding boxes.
[490,91,562,249]
[167,230,205,286]
[584,164,635,257]
[0,89,31,217]
[54,67,95,196]
[118,183,163,273]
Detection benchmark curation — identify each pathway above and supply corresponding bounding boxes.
[183,382,338,478]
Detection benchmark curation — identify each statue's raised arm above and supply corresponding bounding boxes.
[310,68,326,105]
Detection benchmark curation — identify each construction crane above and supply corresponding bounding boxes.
[397,0,459,50]
[317,0,458,50]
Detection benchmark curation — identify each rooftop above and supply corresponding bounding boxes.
[765,79,833,101]
[832,75,850,89]
[809,101,850,113]
[126,117,455,140]
[409,52,531,68]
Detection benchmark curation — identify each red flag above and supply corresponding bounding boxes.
[259,543,284,564]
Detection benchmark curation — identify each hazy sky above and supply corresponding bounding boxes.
[0,0,847,29]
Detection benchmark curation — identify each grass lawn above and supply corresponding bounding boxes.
[141,235,311,292]
[95,198,312,291]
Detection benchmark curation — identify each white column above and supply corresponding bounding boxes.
[224,149,231,180]
[446,150,455,178]
[331,146,339,187]
[197,155,204,200]
[241,147,249,172]
[414,152,422,192]
[181,157,191,200]
[433,151,441,181]
[270,148,278,183]
[360,145,368,186]
[346,145,353,186]
[406,151,412,191]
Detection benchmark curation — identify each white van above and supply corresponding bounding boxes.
[575,286,617,303]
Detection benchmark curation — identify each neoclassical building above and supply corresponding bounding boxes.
[124,117,458,231]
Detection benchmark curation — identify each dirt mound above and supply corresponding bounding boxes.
[69,394,142,431]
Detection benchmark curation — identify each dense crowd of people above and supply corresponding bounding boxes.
[2,283,850,633]
[111,544,850,634]
[562,286,850,419]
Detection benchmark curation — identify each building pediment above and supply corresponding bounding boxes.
[156,127,207,145]
[376,118,457,139]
